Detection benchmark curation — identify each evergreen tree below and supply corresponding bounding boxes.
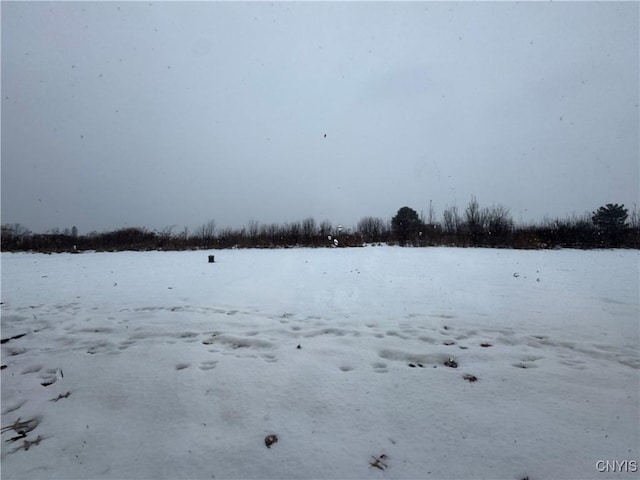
[392,206,422,246]
[592,203,628,245]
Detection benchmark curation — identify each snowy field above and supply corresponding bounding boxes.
[1,247,638,480]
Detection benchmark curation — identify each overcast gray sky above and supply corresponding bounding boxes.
[2,1,638,234]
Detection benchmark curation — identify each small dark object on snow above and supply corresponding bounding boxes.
[463,374,478,382]
[208,255,215,263]
[480,342,492,348]
[408,363,416,368]
[1,333,27,344]
[0,365,6,370]
[369,454,387,470]
[51,392,71,402]
[6,432,27,443]
[265,434,278,448]
[444,358,458,368]
[513,272,519,278]
[2,417,39,435]
[10,435,47,453]
[296,344,301,349]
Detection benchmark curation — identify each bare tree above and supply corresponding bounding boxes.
[217,226,242,247]
[357,216,387,243]
[442,205,460,233]
[464,196,486,243]
[248,219,260,240]
[160,225,175,238]
[195,220,216,247]
[484,205,513,243]
[158,225,176,247]
[428,200,436,225]
[301,217,317,242]
[260,223,280,244]
[10,224,31,236]
[464,196,480,229]
[319,220,333,239]
[629,204,639,229]
[287,221,302,244]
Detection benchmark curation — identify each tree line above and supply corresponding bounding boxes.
[1,199,638,252]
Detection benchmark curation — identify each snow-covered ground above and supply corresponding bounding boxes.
[1,247,638,479]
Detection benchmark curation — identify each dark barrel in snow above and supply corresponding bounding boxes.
[208,255,215,263]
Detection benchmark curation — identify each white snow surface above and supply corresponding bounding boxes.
[1,247,638,480]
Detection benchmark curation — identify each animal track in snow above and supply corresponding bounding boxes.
[202,334,273,350]
[39,368,63,387]
[557,357,587,370]
[386,330,410,340]
[2,400,27,415]
[21,364,43,374]
[86,341,115,355]
[303,328,348,338]
[429,313,456,319]
[512,356,542,369]
[118,339,137,351]
[262,353,278,363]
[199,360,218,371]
[7,347,27,357]
[176,332,199,342]
[378,348,448,367]
[371,362,388,373]
[418,336,436,344]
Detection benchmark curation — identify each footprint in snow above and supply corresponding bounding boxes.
[262,353,278,363]
[513,356,542,369]
[39,368,63,386]
[199,360,218,371]
[372,362,388,373]
[21,364,43,374]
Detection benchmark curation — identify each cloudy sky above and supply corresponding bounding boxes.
[2,1,638,234]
